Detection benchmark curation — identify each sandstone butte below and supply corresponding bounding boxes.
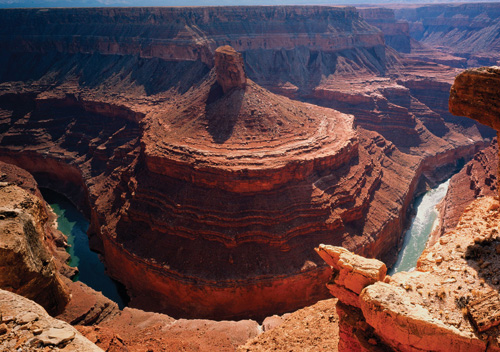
[311,66,500,351]
[0,5,495,321]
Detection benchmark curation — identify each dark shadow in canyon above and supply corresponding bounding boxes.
[204,82,244,144]
[0,52,210,96]
[465,236,500,290]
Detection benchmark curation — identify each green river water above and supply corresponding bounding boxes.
[41,189,127,308]
[389,179,450,275]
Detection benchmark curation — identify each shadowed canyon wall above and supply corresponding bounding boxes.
[0,6,493,319]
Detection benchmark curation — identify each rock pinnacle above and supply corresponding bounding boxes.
[214,45,247,93]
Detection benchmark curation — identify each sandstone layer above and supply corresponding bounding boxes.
[0,160,264,351]
[313,64,500,351]
[317,209,500,352]
[0,6,493,320]
[450,66,500,131]
[238,299,339,352]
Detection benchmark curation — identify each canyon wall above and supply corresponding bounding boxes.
[359,7,411,53]
[0,6,493,319]
[0,5,389,95]
[438,141,498,236]
[394,3,500,67]
[314,65,500,351]
[0,162,70,315]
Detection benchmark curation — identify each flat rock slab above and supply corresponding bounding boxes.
[37,327,76,346]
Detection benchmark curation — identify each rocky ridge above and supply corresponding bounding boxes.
[359,7,411,53]
[436,141,498,238]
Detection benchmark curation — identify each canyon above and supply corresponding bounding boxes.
[312,65,500,351]
[393,2,500,67]
[0,3,499,351]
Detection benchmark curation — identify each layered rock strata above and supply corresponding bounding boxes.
[0,5,389,94]
[437,141,498,236]
[0,6,493,320]
[450,66,500,132]
[359,8,411,53]
[394,3,500,67]
[314,65,500,352]
[0,160,262,351]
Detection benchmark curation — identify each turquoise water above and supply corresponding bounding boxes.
[41,189,127,308]
[389,179,450,275]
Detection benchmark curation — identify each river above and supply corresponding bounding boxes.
[41,189,127,308]
[389,179,450,275]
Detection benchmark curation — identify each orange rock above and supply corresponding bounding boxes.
[215,46,247,93]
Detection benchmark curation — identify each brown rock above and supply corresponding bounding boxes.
[0,183,69,315]
[215,46,247,93]
[37,327,76,346]
[467,291,500,333]
[360,282,486,352]
[450,66,500,131]
[238,299,339,352]
[0,289,101,351]
[261,315,283,332]
[0,6,492,322]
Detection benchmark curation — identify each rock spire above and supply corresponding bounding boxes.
[214,45,247,93]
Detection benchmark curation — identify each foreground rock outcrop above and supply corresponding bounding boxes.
[450,66,500,132]
[317,215,500,352]
[0,172,69,315]
[0,289,102,351]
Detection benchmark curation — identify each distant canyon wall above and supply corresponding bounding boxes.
[0,6,390,94]
[394,2,500,67]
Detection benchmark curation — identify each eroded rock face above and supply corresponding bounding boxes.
[215,46,247,93]
[0,180,69,315]
[450,67,500,131]
[437,141,498,236]
[317,205,500,352]
[359,7,410,53]
[395,3,500,67]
